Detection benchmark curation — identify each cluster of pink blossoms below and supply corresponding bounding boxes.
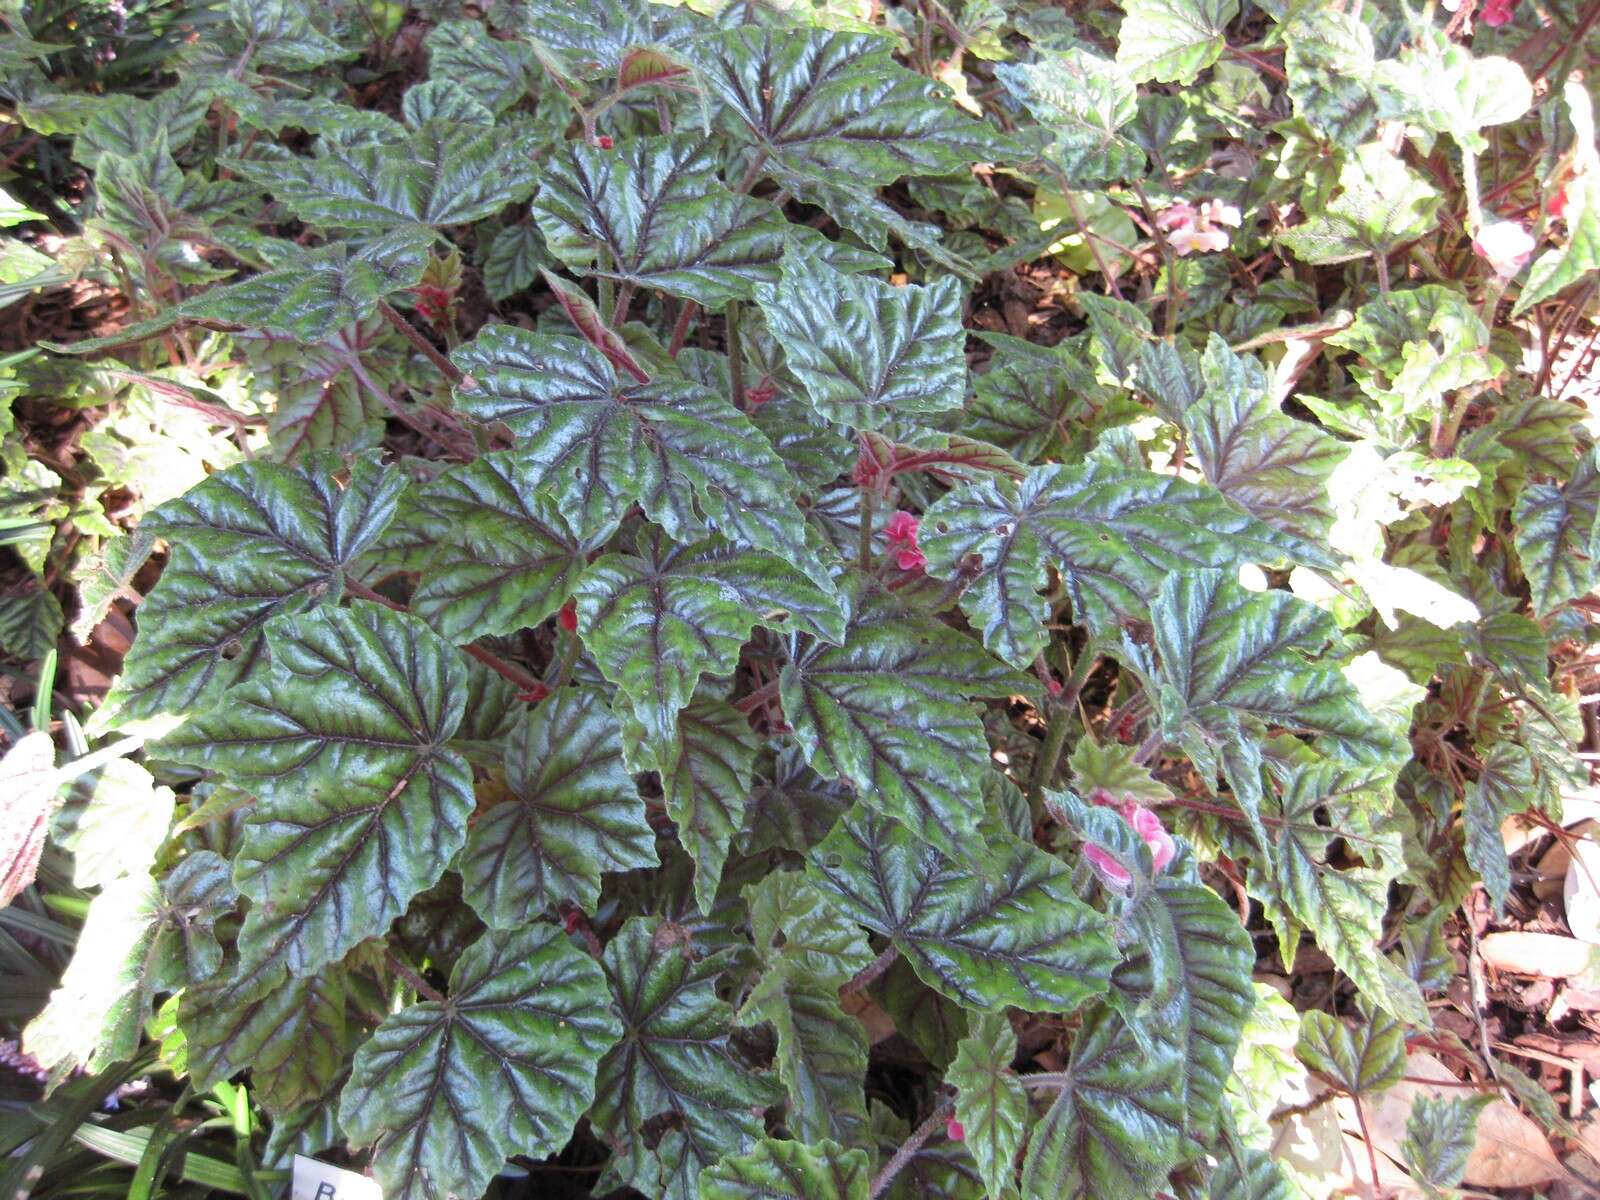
[1081,791,1176,889]
[883,511,925,572]
[1154,199,1242,256]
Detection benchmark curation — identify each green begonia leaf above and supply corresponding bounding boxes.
[534,136,882,309]
[459,686,656,928]
[808,805,1117,1011]
[339,924,621,1200]
[1296,1001,1405,1094]
[453,326,817,563]
[631,699,761,915]
[181,230,433,340]
[1207,1148,1298,1200]
[109,454,404,721]
[780,586,1032,854]
[921,462,1330,667]
[158,602,472,979]
[700,1139,871,1200]
[1516,81,1600,314]
[228,121,540,231]
[1514,449,1600,614]
[948,1011,1027,1200]
[691,27,1002,187]
[183,961,349,1115]
[1115,0,1238,85]
[424,19,533,113]
[1465,741,1536,916]
[996,49,1145,185]
[1149,569,1406,767]
[1278,142,1440,265]
[1020,1007,1185,1200]
[26,854,235,1077]
[383,452,610,643]
[756,249,966,430]
[576,529,842,744]
[593,917,781,1200]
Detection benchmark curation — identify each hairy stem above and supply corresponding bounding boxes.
[858,487,876,570]
[839,944,899,998]
[378,301,464,386]
[385,950,443,1003]
[869,1096,953,1200]
[1028,705,1073,805]
[726,301,748,412]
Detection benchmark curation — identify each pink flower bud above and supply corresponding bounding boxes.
[946,1118,965,1142]
[1083,843,1133,888]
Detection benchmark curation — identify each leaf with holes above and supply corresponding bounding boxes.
[808,805,1117,1011]
[106,453,404,721]
[592,917,781,1200]
[921,462,1329,667]
[1252,755,1429,1027]
[779,586,1033,854]
[338,923,621,1200]
[156,602,471,980]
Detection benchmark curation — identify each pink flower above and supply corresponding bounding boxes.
[1129,804,1177,874]
[1473,219,1536,277]
[1155,201,1197,233]
[946,1118,965,1142]
[1481,0,1515,26]
[1549,185,1570,222]
[884,511,919,543]
[1155,198,1243,257]
[1081,799,1176,888]
[883,511,926,572]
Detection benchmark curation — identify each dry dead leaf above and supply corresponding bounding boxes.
[1479,931,1600,984]
[1345,1052,1564,1190]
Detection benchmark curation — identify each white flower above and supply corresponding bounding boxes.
[1199,199,1242,228]
[1155,198,1241,256]
[1472,219,1536,277]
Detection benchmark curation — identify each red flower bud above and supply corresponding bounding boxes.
[946,1118,965,1142]
[563,910,582,934]
[595,135,614,149]
[559,599,579,633]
